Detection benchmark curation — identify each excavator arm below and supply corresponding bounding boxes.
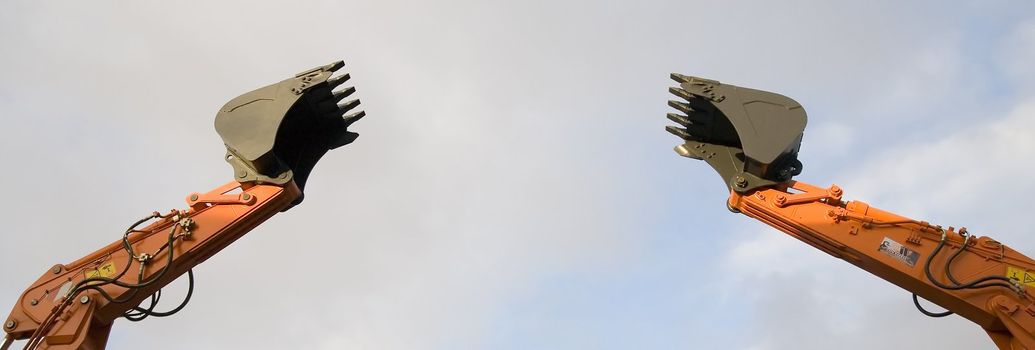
[664,74,1035,349]
[2,60,366,350]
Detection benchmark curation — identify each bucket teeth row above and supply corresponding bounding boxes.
[309,64,365,154]
[309,69,363,121]
[316,67,365,130]
[666,75,729,145]
[666,87,710,142]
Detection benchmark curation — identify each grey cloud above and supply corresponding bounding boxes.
[2,1,1032,349]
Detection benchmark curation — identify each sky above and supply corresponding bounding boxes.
[1,0,1034,349]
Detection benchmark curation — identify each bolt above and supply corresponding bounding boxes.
[237,170,248,178]
[79,295,90,304]
[775,195,787,206]
[830,185,843,197]
[4,320,14,329]
[51,266,62,274]
[733,176,748,188]
[241,193,252,201]
[190,194,199,201]
[30,299,38,306]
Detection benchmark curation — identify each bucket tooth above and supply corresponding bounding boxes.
[670,73,692,83]
[316,87,357,112]
[343,111,366,127]
[336,99,361,115]
[669,87,693,101]
[666,113,691,127]
[668,100,694,114]
[666,125,692,140]
[328,73,351,89]
[332,86,356,102]
[327,60,345,72]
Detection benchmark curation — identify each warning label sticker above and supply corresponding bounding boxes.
[878,237,920,267]
[84,261,117,279]
[1006,266,1035,288]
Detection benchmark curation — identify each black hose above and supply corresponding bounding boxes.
[142,269,194,318]
[75,223,178,291]
[23,212,194,350]
[912,293,953,317]
[944,235,1017,289]
[72,223,179,307]
[923,231,1016,291]
[124,289,161,322]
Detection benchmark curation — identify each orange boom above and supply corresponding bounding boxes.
[665,74,1035,349]
[2,61,366,350]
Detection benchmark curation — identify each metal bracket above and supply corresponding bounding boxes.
[224,150,293,186]
[771,182,843,208]
[186,187,257,210]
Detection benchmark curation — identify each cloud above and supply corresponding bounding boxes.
[0,2,646,349]
[721,24,1035,348]
[845,98,1035,236]
[1,1,1033,350]
[999,18,1035,94]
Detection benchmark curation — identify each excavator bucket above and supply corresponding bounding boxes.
[215,60,365,205]
[665,74,806,192]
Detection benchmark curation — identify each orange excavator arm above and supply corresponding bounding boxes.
[2,182,300,350]
[2,60,366,350]
[728,181,1035,349]
[664,74,1035,349]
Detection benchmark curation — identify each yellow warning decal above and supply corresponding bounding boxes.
[85,261,118,279]
[1006,266,1035,287]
